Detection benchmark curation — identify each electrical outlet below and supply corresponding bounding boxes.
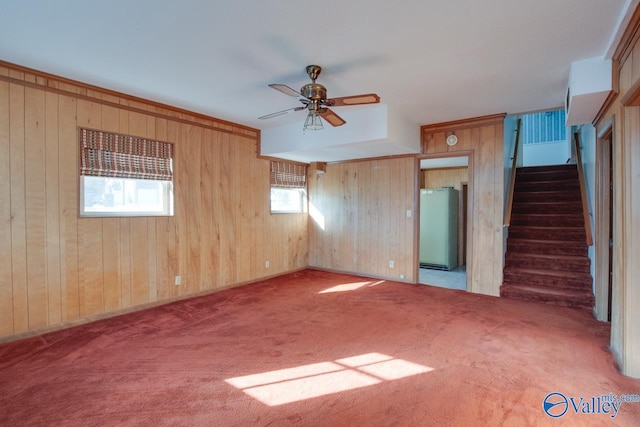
[265,260,270,269]
[389,260,395,269]
[400,274,405,279]
[175,276,182,285]
[406,210,412,218]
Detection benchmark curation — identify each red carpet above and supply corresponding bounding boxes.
[1,270,638,426]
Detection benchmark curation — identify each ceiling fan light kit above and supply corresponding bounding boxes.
[259,65,381,131]
[303,111,324,131]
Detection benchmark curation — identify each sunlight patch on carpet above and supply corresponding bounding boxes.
[225,352,433,406]
[319,281,373,293]
[319,280,386,293]
[335,353,433,380]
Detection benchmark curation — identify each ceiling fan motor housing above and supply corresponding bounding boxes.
[301,83,327,101]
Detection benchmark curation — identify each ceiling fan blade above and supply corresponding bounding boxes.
[328,93,380,107]
[319,108,346,127]
[258,106,305,120]
[269,84,301,97]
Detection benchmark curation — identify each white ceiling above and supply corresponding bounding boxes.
[421,157,469,170]
[0,0,633,162]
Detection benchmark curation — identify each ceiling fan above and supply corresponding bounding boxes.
[259,65,380,130]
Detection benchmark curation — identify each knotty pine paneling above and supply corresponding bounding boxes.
[421,115,505,296]
[0,63,306,341]
[44,91,62,326]
[308,157,415,282]
[9,74,28,334]
[0,68,12,336]
[421,167,468,190]
[59,94,80,323]
[594,11,640,376]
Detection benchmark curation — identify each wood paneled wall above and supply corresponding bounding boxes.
[421,114,505,296]
[421,167,468,190]
[594,7,640,377]
[308,115,503,294]
[0,63,307,340]
[307,157,416,282]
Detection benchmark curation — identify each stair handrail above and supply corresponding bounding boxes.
[504,118,522,227]
[573,132,594,246]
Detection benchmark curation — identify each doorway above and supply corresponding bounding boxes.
[595,121,614,322]
[417,156,469,290]
[521,109,569,166]
[460,182,468,266]
[608,138,613,322]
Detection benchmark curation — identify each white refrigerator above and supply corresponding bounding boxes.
[419,187,459,270]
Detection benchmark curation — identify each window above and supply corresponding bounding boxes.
[270,161,307,214]
[79,128,174,217]
[271,187,305,213]
[522,110,567,144]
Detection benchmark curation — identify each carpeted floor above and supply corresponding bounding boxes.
[1,269,638,426]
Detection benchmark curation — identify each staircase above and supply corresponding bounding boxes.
[500,164,594,310]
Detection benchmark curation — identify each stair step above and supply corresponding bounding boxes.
[512,201,582,214]
[505,253,590,273]
[513,190,581,202]
[500,283,594,309]
[517,164,577,173]
[515,180,580,192]
[507,238,588,257]
[516,169,578,183]
[508,226,587,242]
[510,214,584,227]
[503,267,592,290]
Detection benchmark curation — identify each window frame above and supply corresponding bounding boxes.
[79,176,174,218]
[270,187,307,214]
[78,127,175,218]
[270,160,308,215]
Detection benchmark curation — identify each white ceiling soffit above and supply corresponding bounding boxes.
[420,157,469,170]
[565,57,613,125]
[0,0,630,161]
[261,104,420,163]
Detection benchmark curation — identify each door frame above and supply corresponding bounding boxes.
[414,151,474,291]
[459,182,468,267]
[595,118,614,321]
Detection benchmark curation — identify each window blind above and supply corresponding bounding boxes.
[79,128,174,181]
[270,161,307,188]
